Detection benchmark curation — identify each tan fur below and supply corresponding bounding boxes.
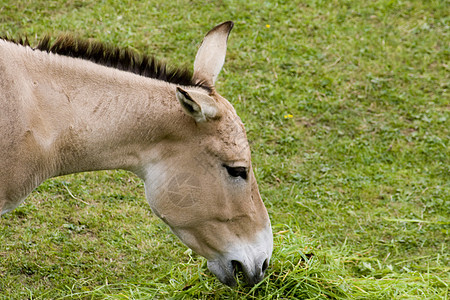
[0,22,272,286]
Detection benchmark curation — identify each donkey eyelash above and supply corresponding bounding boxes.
[223,164,248,180]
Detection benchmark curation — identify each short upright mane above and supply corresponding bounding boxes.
[2,35,211,91]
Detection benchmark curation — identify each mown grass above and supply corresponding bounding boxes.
[1,0,449,299]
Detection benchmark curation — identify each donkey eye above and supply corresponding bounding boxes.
[223,165,247,180]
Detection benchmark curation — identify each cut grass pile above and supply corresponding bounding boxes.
[1,0,449,299]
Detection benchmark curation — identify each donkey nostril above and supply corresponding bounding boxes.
[231,259,268,286]
[261,258,269,273]
[231,260,244,278]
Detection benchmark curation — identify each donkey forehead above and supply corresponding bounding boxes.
[176,89,250,163]
[212,93,246,134]
[211,103,250,161]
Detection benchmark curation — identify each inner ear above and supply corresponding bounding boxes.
[176,87,205,122]
[177,88,199,115]
[176,87,220,123]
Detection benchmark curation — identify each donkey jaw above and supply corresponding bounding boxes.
[206,226,273,287]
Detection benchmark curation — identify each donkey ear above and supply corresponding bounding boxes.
[176,87,219,123]
[193,21,234,87]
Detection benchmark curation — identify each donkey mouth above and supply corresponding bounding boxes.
[207,260,237,287]
[207,257,268,287]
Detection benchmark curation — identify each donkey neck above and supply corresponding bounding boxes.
[25,49,199,177]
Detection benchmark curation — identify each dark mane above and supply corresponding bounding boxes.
[2,35,211,91]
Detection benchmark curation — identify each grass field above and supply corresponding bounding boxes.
[1,0,449,299]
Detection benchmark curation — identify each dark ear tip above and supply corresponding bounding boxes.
[209,21,234,36]
[224,21,234,30]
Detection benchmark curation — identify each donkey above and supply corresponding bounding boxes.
[0,21,272,286]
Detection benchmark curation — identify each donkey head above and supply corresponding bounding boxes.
[142,22,273,286]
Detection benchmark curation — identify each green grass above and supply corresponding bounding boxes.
[1,0,449,299]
